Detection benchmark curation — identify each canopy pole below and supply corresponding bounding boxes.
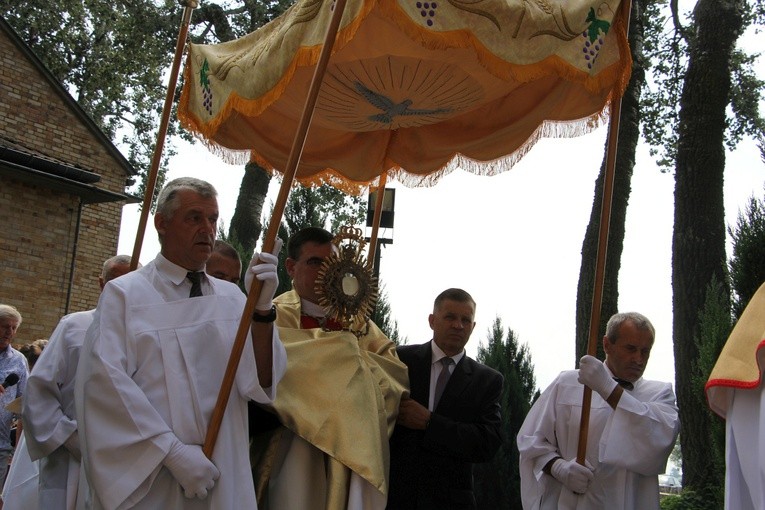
[130,0,197,270]
[576,0,632,465]
[367,173,389,265]
[203,0,349,458]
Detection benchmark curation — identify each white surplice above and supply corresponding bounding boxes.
[517,369,679,510]
[704,281,765,510]
[23,310,94,510]
[1,435,39,510]
[722,381,765,510]
[74,254,286,510]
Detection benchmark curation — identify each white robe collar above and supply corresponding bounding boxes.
[154,252,208,288]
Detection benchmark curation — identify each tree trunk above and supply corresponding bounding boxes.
[672,0,743,491]
[229,161,272,255]
[575,0,647,361]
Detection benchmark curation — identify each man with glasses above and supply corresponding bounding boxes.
[251,227,408,510]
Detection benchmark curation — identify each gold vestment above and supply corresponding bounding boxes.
[252,290,409,507]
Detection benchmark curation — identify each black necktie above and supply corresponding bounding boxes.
[433,357,455,409]
[613,377,634,391]
[187,271,204,298]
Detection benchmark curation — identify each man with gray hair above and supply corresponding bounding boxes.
[74,177,286,509]
[0,304,27,482]
[517,312,680,510]
[22,255,134,510]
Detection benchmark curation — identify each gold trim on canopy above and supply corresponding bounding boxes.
[179,0,630,193]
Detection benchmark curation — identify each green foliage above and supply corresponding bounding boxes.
[659,485,724,510]
[1,0,297,209]
[474,317,537,509]
[640,1,686,171]
[190,0,294,43]
[669,435,682,471]
[640,1,765,171]
[1,0,181,202]
[688,276,730,501]
[371,283,405,345]
[280,183,366,237]
[660,494,683,510]
[661,0,755,494]
[728,191,765,318]
[727,49,765,151]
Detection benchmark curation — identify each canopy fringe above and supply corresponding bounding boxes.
[186,105,608,196]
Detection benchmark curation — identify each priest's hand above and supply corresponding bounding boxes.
[163,441,220,499]
[578,355,618,399]
[550,457,594,495]
[245,238,283,311]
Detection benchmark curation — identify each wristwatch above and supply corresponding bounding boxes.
[252,305,277,323]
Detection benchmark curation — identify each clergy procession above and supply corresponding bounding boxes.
[2,0,763,507]
[1,175,762,510]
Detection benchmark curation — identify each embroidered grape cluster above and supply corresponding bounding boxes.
[581,8,611,71]
[581,31,605,70]
[416,1,438,27]
[202,87,213,115]
[200,59,213,115]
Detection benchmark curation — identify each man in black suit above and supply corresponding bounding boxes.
[387,288,503,510]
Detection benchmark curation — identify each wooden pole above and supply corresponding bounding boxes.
[576,0,632,465]
[130,1,197,270]
[367,173,388,265]
[203,0,350,457]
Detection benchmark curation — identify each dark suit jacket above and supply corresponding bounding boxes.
[387,341,503,510]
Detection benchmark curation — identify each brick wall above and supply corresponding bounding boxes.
[1,181,77,341]
[0,28,130,341]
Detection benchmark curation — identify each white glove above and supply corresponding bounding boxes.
[163,440,220,499]
[64,430,81,462]
[578,355,618,399]
[551,457,595,494]
[245,238,283,311]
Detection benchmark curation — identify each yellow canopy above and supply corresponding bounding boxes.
[178,0,630,192]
